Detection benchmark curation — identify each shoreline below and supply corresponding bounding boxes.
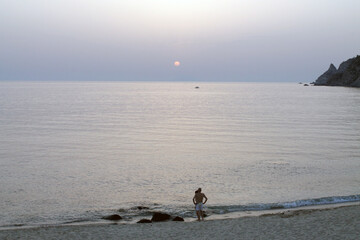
[2,198,359,231]
[1,203,359,239]
[2,201,359,231]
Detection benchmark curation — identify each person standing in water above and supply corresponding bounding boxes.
[193,188,208,221]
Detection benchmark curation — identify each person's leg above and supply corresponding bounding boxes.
[196,211,201,221]
[200,210,204,221]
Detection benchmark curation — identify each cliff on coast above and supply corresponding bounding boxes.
[314,55,360,87]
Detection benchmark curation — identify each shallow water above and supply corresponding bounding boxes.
[0,82,359,227]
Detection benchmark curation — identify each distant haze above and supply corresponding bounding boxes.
[1,0,359,82]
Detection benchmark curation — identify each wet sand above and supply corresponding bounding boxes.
[1,204,359,240]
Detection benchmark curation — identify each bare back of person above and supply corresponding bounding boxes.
[194,192,205,204]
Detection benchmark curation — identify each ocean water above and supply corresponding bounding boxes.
[0,81,359,228]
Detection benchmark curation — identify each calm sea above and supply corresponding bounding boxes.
[0,81,359,228]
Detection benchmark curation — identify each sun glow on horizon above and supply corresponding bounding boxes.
[174,61,181,67]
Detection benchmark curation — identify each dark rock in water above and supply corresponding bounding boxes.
[172,216,184,222]
[102,214,122,221]
[151,212,171,222]
[314,55,360,87]
[137,219,152,223]
[303,84,309,86]
[134,206,150,210]
[195,86,199,89]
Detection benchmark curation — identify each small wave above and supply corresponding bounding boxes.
[207,194,360,214]
[0,223,26,228]
[62,218,93,224]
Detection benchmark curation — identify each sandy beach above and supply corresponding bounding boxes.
[1,204,359,240]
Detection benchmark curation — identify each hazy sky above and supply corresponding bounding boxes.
[1,0,359,82]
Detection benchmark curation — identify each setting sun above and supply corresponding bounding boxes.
[174,61,180,67]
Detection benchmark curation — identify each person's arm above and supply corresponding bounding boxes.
[193,196,196,205]
[203,194,208,204]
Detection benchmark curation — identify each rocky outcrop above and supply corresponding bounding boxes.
[315,64,337,85]
[172,216,184,221]
[137,219,152,223]
[314,55,360,87]
[102,214,122,221]
[151,212,171,222]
